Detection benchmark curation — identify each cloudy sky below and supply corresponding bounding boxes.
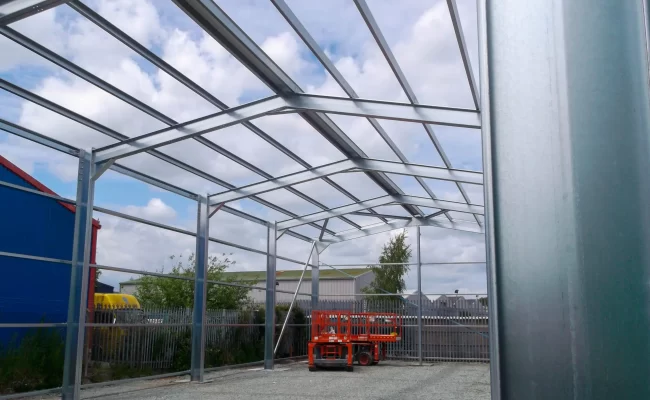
[0,0,486,296]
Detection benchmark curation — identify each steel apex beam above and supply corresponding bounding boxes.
[277,194,484,230]
[0,0,65,25]
[94,96,287,162]
[319,217,484,244]
[284,94,480,128]
[209,159,482,205]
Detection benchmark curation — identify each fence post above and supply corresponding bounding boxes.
[190,195,209,382]
[62,150,95,400]
[264,222,277,369]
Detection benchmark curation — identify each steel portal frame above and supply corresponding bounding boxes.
[4,0,646,399]
[0,1,487,398]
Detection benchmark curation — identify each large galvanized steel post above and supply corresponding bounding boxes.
[190,195,209,382]
[416,225,422,365]
[480,0,650,398]
[62,150,95,400]
[264,222,277,369]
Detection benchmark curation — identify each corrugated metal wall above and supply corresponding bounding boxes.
[0,164,75,343]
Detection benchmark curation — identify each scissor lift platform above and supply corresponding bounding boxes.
[308,311,402,371]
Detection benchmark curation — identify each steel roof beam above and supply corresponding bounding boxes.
[91,92,476,163]
[284,94,480,128]
[6,4,361,231]
[0,118,313,242]
[446,0,480,110]
[94,96,287,162]
[208,159,483,205]
[0,0,66,25]
[319,217,484,244]
[353,0,483,226]
[172,0,423,218]
[0,25,339,234]
[68,1,363,230]
[271,0,454,216]
[277,195,484,231]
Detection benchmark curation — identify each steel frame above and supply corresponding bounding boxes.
[0,0,495,399]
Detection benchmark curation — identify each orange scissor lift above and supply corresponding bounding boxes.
[308,310,402,371]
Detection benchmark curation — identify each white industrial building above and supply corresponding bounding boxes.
[119,268,375,303]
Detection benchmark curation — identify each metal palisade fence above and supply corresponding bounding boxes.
[86,296,488,375]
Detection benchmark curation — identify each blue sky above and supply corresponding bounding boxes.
[0,0,486,294]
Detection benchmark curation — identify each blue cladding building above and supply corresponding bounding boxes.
[0,155,100,344]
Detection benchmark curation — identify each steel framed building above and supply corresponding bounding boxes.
[1,0,649,400]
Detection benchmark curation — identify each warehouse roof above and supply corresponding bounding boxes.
[119,267,370,287]
[0,155,101,229]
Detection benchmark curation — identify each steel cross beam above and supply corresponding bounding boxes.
[318,217,484,245]
[208,159,483,205]
[277,194,484,230]
[93,92,478,163]
[0,0,66,25]
[94,96,287,162]
[283,94,480,128]
[172,0,423,218]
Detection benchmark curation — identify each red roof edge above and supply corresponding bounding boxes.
[0,155,101,229]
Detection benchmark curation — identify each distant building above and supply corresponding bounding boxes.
[119,268,375,303]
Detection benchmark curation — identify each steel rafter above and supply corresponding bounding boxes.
[0,82,317,241]
[0,0,66,25]
[271,0,450,218]
[277,194,484,231]
[318,217,484,245]
[172,0,426,218]
[68,0,365,230]
[208,158,483,205]
[0,118,317,243]
[353,0,483,226]
[0,25,339,235]
[92,93,478,162]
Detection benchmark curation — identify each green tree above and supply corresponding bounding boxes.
[134,252,252,310]
[478,297,488,307]
[363,230,412,300]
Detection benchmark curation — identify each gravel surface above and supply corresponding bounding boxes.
[17,361,490,400]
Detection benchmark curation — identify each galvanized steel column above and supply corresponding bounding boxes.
[264,222,277,369]
[62,150,95,400]
[190,195,209,382]
[481,0,650,398]
[416,226,422,365]
[311,246,319,311]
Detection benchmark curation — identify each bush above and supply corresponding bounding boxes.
[0,327,65,394]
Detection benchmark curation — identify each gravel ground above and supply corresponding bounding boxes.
[17,361,490,400]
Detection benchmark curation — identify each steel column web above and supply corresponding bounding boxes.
[264,222,278,370]
[484,0,650,398]
[61,150,95,400]
[190,195,209,382]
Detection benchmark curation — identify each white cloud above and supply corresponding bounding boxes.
[0,0,486,293]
